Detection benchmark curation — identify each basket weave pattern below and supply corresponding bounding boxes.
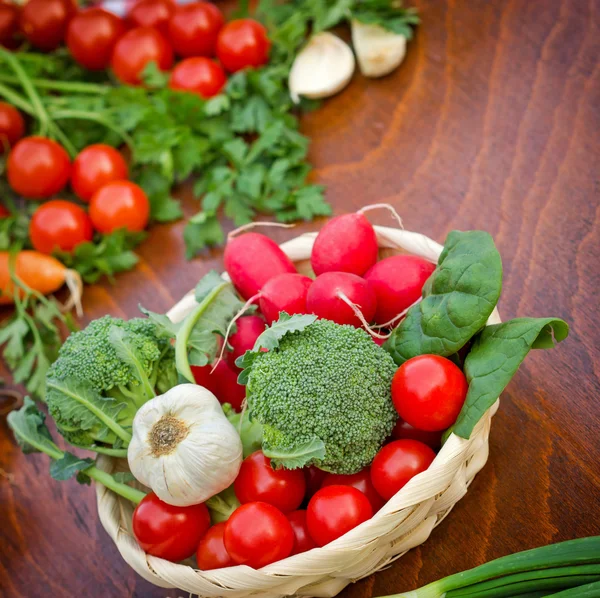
[95,226,500,598]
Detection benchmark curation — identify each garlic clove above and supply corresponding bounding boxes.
[288,32,355,103]
[351,20,407,78]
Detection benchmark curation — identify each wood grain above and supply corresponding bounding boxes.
[1,1,599,596]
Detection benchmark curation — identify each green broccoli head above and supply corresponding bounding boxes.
[246,319,398,474]
[46,315,176,454]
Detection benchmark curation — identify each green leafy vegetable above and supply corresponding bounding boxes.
[7,397,146,503]
[453,317,569,439]
[385,230,503,365]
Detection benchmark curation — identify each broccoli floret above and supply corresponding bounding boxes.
[46,315,176,454]
[245,319,397,474]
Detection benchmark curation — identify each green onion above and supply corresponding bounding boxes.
[377,537,600,598]
[550,580,600,597]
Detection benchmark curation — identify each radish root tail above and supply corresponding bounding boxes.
[228,222,296,241]
[211,293,261,373]
[337,292,391,340]
[371,297,422,330]
[62,269,84,318]
[358,203,404,229]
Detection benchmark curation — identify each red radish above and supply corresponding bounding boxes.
[310,213,378,277]
[191,360,245,411]
[259,273,313,325]
[229,315,265,363]
[364,255,436,325]
[306,272,377,328]
[224,232,296,300]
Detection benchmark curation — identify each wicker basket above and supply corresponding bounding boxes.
[95,225,501,598]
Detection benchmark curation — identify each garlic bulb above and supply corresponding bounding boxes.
[127,384,243,507]
[351,20,407,78]
[288,32,355,103]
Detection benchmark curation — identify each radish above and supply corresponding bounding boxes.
[310,204,402,277]
[306,272,377,328]
[364,255,435,325]
[259,273,313,324]
[191,361,246,412]
[229,315,266,363]
[224,231,296,300]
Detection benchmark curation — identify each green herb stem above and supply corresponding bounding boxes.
[0,82,35,116]
[50,109,134,148]
[72,444,129,458]
[85,465,145,505]
[0,73,110,95]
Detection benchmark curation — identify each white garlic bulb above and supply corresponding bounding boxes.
[288,32,355,103]
[127,384,243,507]
[351,20,407,78]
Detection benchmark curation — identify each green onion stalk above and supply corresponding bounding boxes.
[377,538,600,598]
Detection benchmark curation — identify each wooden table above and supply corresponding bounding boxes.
[1,1,599,596]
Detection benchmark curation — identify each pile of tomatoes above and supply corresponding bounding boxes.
[0,0,271,97]
[132,353,469,569]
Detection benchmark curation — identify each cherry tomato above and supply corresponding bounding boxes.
[216,19,270,73]
[321,469,384,513]
[7,136,71,199]
[167,1,223,58]
[111,26,173,85]
[71,144,128,202]
[0,102,25,151]
[20,0,75,51]
[196,523,235,570]
[306,485,372,547]
[169,57,226,99]
[133,492,211,562]
[224,502,294,568]
[0,204,9,218]
[0,3,20,49]
[89,180,150,234]
[66,8,126,71]
[191,360,245,411]
[391,418,443,450]
[304,465,327,499]
[234,451,306,513]
[370,440,436,501]
[30,200,93,254]
[128,0,174,35]
[392,355,468,432]
[286,510,317,555]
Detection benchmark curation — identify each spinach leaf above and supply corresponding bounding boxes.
[454,317,569,439]
[385,230,503,365]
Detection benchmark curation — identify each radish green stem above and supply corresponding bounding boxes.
[85,466,145,505]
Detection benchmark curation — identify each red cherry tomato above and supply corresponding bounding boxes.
[224,502,294,568]
[321,469,384,513]
[196,523,235,570]
[71,144,128,202]
[391,419,443,450]
[30,200,93,254]
[0,3,20,49]
[392,355,468,432]
[7,136,71,199]
[234,451,306,513]
[370,440,436,501]
[304,465,327,498]
[66,8,126,71]
[128,0,174,35]
[0,204,10,218]
[0,102,25,151]
[216,19,270,73]
[168,57,226,99]
[307,485,372,547]
[111,26,173,85]
[20,0,75,51]
[167,1,224,58]
[89,180,150,234]
[132,492,211,562]
[287,510,317,555]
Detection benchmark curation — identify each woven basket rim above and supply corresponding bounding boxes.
[95,225,500,597]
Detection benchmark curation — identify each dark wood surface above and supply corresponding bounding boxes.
[1,1,599,597]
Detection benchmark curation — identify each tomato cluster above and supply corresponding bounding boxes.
[1,0,271,99]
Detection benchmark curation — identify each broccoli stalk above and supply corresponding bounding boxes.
[7,398,146,504]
